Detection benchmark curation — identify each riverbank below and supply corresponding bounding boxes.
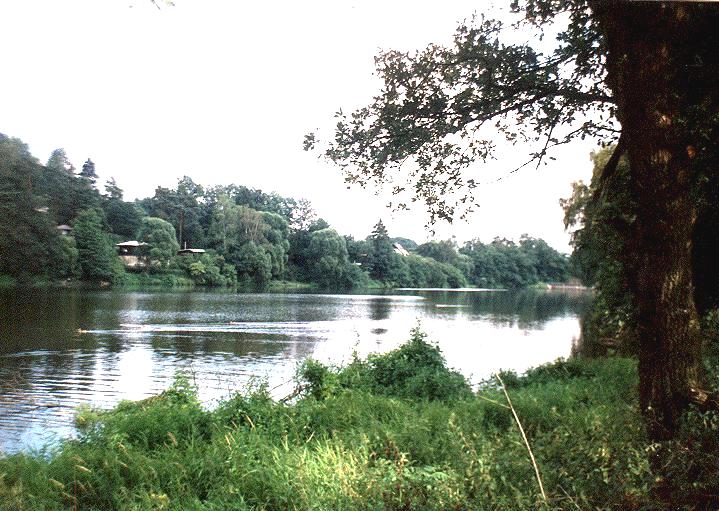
[0,273,580,293]
[1,332,715,509]
[0,274,317,292]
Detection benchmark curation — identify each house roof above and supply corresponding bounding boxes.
[116,240,148,247]
[177,248,206,254]
[56,224,72,231]
[392,242,410,257]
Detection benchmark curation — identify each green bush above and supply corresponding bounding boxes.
[360,328,473,401]
[301,328,473,402]
[77,375,211,451]
[170,252,237,287]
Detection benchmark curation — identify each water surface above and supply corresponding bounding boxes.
[0,288,590,453]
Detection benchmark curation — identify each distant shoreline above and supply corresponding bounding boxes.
[393,287,507,292]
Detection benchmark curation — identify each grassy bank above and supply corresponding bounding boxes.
[1,331,717,510]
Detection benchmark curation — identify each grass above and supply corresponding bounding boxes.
[115,272,196,289]
[1,330,717,510]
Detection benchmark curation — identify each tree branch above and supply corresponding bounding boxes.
[592,130,626,203]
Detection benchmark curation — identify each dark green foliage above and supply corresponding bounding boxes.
[101,179,143,239]
[392,254,467,288]
[137,217,180,269]
[234,241,273,288]
[72,209,118,282]
[416,240,459,265]
[78,375,211,451]
[464,238,536,288]
[518,235,571,283]
[303,228,365,289]
[220,183,298,219]
[460,236,569,288]
[561,147,636,354]
[42,149,80,225]
[140,176,207,249]
[368,219,394,281]
[286,217,329,279]
[79,158,97,182]
[357,328,473,401]
[289,228,371,289]
[302,328,473,402]
[344,235,371,266]
[41,150,102,225]
[340,261,371,289]
[0,130,565,291]
[207,195,291,286]
[0,135,331,289]
[103,199,143,239]
[171,252,237,287]
[260,211,290,278]
[0,134,63,281]
[55,236,80,279]
[414,240,475,282]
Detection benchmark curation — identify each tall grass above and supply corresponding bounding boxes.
[1,329,717,509]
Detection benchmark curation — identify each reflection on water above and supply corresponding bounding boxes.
[0,288,590,453]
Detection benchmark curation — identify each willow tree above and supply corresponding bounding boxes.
[308,1,719,439]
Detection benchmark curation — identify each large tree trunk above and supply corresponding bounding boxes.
[592,3,719,440]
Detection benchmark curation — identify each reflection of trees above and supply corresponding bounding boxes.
[0,349,101,445]
[148,332,302,358]
[0,288,82,353]
[459,290,592,329]
[368,298,392,321]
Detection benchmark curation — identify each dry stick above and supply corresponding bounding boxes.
[558,484,583,511]
[495,373,548,505]
[476,393,510,409]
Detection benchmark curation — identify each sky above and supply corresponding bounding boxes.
[0,0,600,252]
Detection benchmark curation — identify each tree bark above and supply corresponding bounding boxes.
[592,3,719,440]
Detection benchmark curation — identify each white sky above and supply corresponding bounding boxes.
[0,0,599,251]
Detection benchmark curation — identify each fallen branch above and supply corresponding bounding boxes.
[279,384,309,404]
[689,387,719,412]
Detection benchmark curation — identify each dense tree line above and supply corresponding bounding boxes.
[0,131,569,290]
[460,236,571,289]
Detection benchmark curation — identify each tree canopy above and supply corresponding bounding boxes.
[0,135,61,281]
[306,0,615,224]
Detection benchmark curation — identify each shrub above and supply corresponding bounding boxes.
[302,328,473,402]
[362,328,473,400]
[170,252,237,287]
[78,374,210,450]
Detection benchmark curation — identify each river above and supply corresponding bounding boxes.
[0,287,590,453]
